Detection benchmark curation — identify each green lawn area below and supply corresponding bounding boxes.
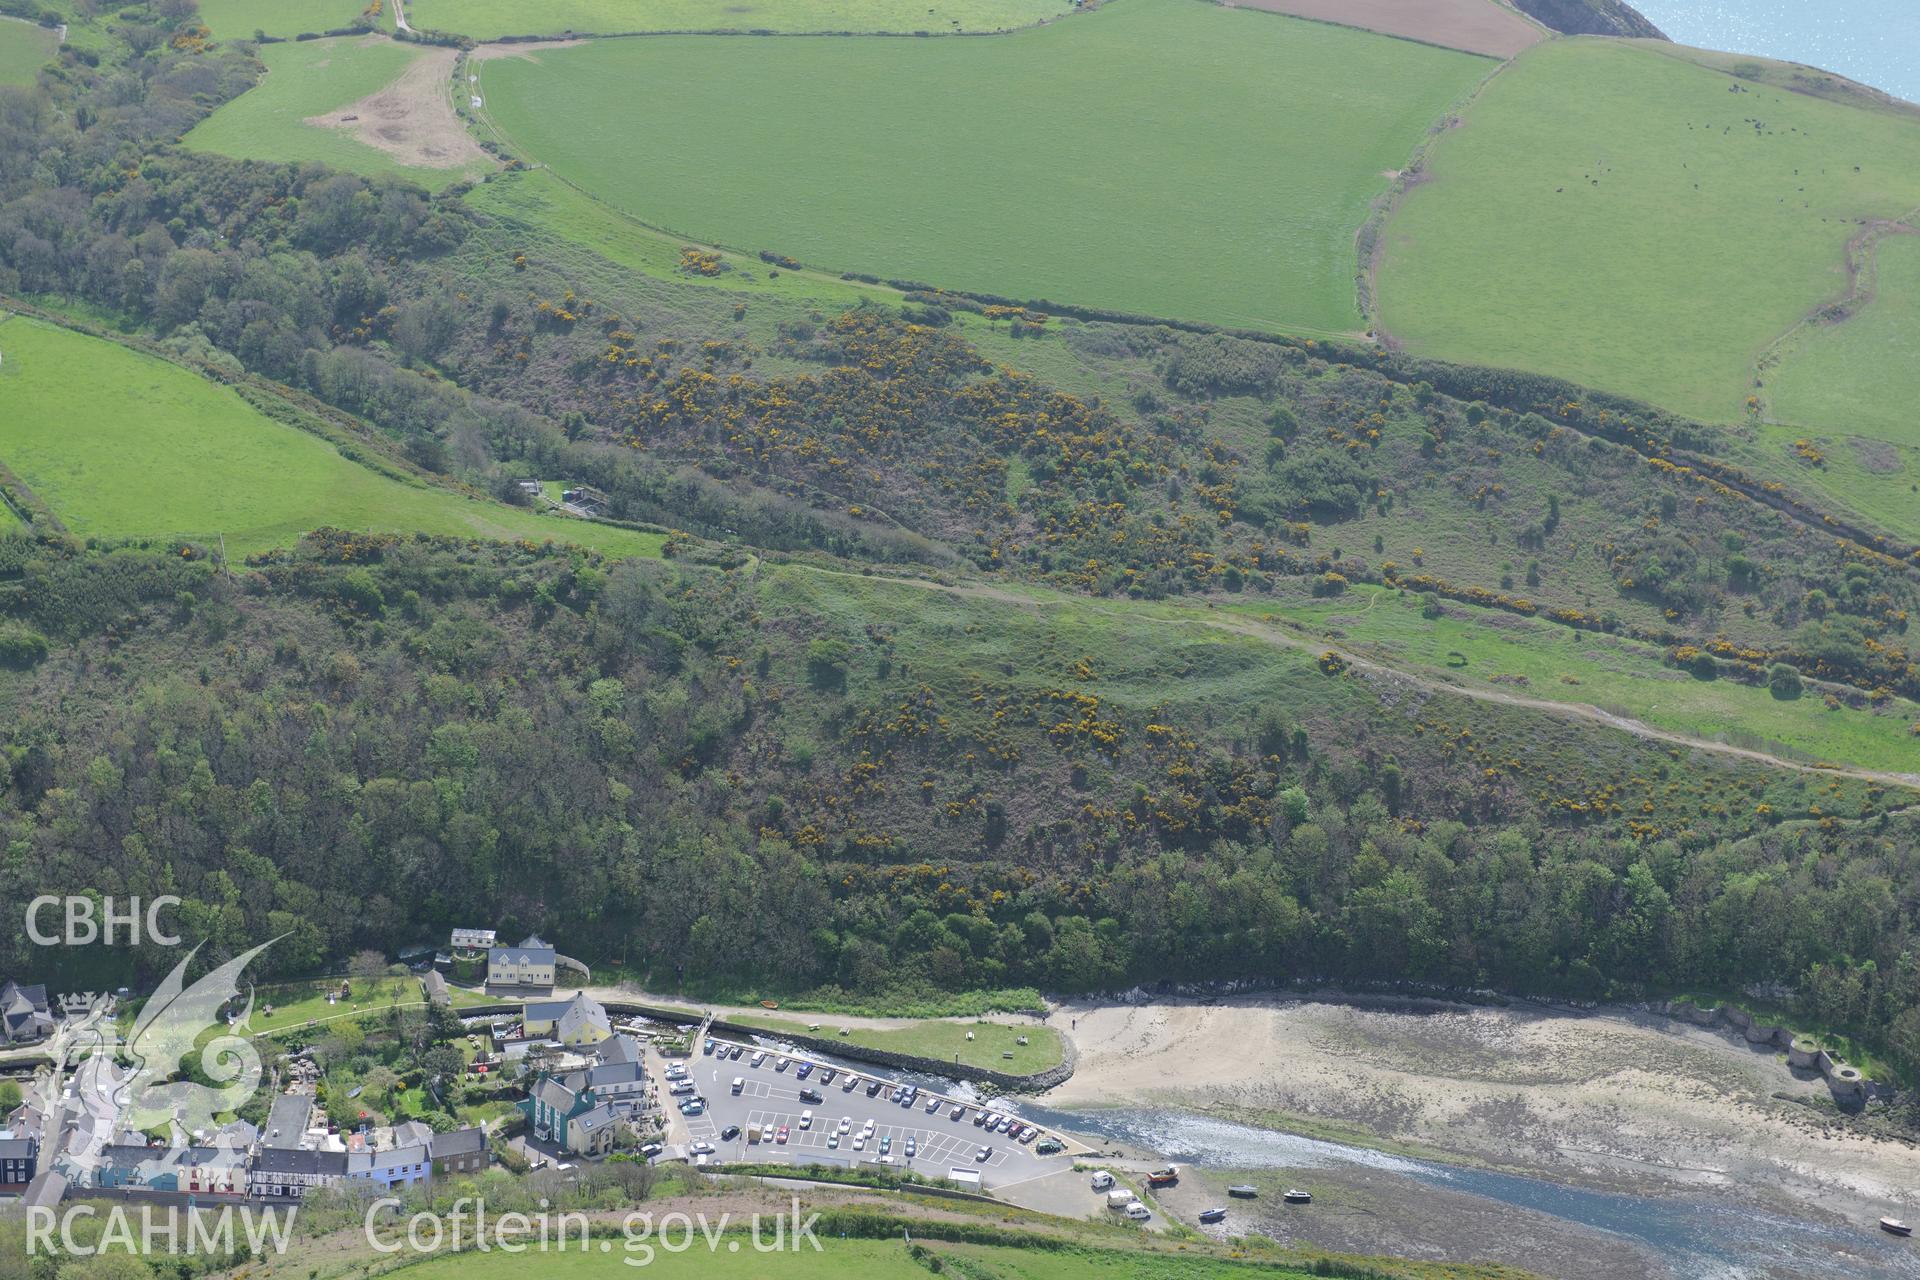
[183,36,488,189]
[0,17,58,85]
[1767,233,1920,448]
[251,976,424,1032]
[390,1236,1326,1280]
[475,0,1490,336]
[0,317,665,558]
[196,0,372,39]
[1377,37,1920,427]
[1218,586,1920,778]
[461,169,893,307]
[406,0,1070,39]
[729,1012,1065,1074]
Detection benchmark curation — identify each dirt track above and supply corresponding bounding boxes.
[306,44,490,170]
[1220,0,1543,58]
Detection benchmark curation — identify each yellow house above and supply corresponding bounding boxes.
[522,991,612,1046]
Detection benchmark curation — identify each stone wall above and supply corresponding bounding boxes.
[1656,1000,1872,1104]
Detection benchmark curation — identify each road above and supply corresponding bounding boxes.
[390,0,411,32]
[670,1036,1076,1190]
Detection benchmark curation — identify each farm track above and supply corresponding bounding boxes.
[784,562,1920,793]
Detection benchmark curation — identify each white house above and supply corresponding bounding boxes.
[487,935,556,994]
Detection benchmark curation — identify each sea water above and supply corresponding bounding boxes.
[1628,0,1920,105]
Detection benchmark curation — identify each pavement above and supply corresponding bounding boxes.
[668,1035,1076,1189]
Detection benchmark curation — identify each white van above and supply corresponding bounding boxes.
[731,1076,744,1094]
[800,1110,813,1129]
[1126,1202,1151,1221]
[1107,1189,1136,1208]
[1090,1171,1115,1191]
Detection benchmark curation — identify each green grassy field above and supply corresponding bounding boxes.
[1767,233,1920,449]
[0,317,664,557]
[1377,37,1920,427]
[0,16,58,85]
[406,0,1070,39]
[196,0,373,39]
[475,0,1490,336]
[727,1013,1065,1073]
[184,36,487,188]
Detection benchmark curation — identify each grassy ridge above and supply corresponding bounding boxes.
[0,317,663,557]
[405,0,1072,39]
[184,36,486,188]
[1378,38,1920,428]
[476,0,1490,336]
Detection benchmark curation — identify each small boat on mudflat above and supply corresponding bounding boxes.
[1198,1207,1227,1224]
[1883,1218,1912,1237]
[1283,1189,1313,1205]
[1227,1185,1258,1199]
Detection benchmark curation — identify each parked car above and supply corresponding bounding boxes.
[729,1045,743,1060]
[1017,1127,1036,1144]
[818,1069,836,1085]
[866,1080,883,1097]
[750,1052,766,1068]
[775,1126,789,1144]
[690,1141,715,1155]
[680,1100,705,1115]
[904,1137,917,1157]
[775,1057,790,1072]
[842,1074,860,1092]
[949,1104,966,1121]
[838,1117,852,1133]
[799,1088,823,1104]
[703,1039,715,1055]
[720,1125,741,1141]
[879,1135,892,1154]
[731,1077,744,1094]
[827,1134,840,1149]
[972,1111,987,1127]
[640,1143,664,1159]
[975,1146,992,1161]
[1035,1138,1063,1155]
[795,1062,813,1079]
[925,1096,942,1114]
[799,1110,813,1129]
[852,1134,866,1151]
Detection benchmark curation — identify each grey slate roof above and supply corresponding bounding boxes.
[429,1127,486,1159]
[252,1147,348,1177]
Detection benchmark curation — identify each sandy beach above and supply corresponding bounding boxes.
[1040,996,1919,1228]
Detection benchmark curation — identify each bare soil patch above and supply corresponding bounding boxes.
[1850,437,1904,475]
[306,45,491,170]
[1220,0,1542,58]
[470,38,585,63]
